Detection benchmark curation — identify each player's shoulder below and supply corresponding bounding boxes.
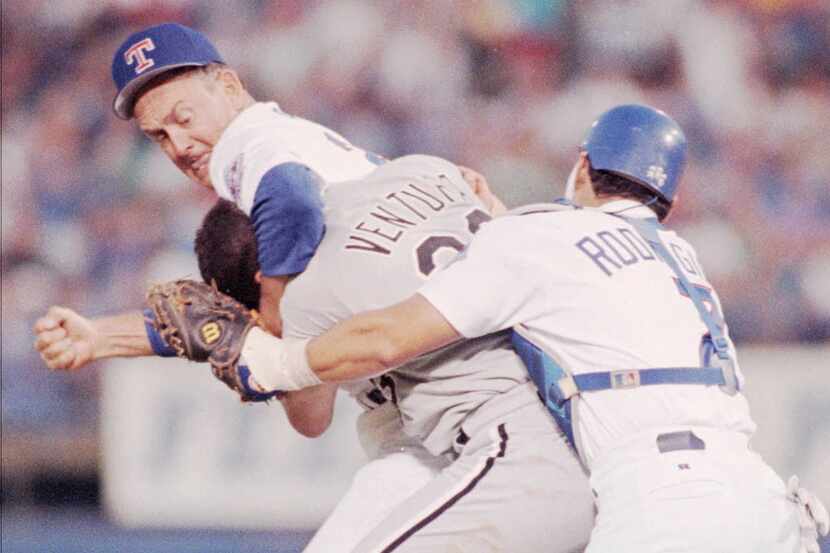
[468,207,557,249]
[488,201,581,230]
[475,200,626,249]
[223,102,328,163]
[507,201,647,229]
[323,153,467,214]
[506,200,579,217]
[211,105,318,209]
[390,154,460,174]
[218,102,282,141]
[210,105,293,186]
[364,154,462,184]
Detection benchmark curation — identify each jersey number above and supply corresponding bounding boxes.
[674,279,732,366]
[415,209,491,277]
[674,279,725,330]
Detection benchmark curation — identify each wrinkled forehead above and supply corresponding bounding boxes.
[133,72,206,125]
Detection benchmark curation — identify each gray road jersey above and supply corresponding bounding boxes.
[280,155,533,455]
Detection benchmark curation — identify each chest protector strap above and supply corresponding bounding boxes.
[512,216,740,446]
[624,216,739,395]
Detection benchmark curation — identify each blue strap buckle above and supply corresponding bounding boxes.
[572,367,726,394]
[512,332,576,444]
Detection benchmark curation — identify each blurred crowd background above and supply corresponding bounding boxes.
[2,0,829,548]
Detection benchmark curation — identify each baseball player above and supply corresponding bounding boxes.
[232,105,829,553]
[108,22,503,338]
[34,22,591,552]
[35,155,595,553]
[122,27,446,547]
[195,155,595,552]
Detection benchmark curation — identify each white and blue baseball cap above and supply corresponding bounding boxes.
[111,23,225,119]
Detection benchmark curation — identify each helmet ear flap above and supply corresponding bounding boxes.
[582,104,687,204]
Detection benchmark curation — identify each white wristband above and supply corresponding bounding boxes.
[241,327,321,391]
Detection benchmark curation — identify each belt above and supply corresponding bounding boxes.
[656,430,706,453]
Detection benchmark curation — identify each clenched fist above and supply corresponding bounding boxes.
[33,306,99,371]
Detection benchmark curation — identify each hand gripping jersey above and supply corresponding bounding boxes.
[419,200,757,467]
[280,155,536,456]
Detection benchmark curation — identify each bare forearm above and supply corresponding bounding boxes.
[306,312,405,382]
[307,295,461,383]
[35,306,156,371]
[281,383,338,437]
[243,295,461,392]
[91,311,154,359]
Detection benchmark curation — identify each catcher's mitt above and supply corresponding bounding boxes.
[145,279,278,402]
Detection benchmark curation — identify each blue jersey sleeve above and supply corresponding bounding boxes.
[142,308,177,357]
[250,162,326,276]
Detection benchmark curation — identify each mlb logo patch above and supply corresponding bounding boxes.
[610,370,640,389]
[224,154,245,203]
[124,38,156,74]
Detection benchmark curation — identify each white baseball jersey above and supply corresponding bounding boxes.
[208,101,379,214]
[282,157,593,553]
[418,201,802,552]
[419,200,757,467]
[281,154,534,456]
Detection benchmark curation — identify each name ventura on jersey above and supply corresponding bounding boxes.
[344,174,474,256]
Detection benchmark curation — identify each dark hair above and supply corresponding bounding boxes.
[195,199,261,309]
[587,161,672,221]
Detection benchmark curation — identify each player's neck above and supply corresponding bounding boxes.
[234,93,257,117]
[589,195,629,209]
[573,174,620,208]
[575,192,629,210]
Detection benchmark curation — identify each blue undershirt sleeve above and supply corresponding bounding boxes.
[142,308,177,357]
[250,162,326,276]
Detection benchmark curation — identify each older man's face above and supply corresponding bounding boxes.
[134,71,238,189]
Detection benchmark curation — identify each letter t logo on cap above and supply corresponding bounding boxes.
[124,38,156,74]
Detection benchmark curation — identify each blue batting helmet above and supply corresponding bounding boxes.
[582,104,687,203]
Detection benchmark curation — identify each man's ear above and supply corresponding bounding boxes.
[663,193,679,222]
[254,270,262,284]
[574,152,594,200]
[217,67,245,103]
[576,151,590,181]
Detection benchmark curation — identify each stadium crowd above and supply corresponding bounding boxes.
[3,0,829,436]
